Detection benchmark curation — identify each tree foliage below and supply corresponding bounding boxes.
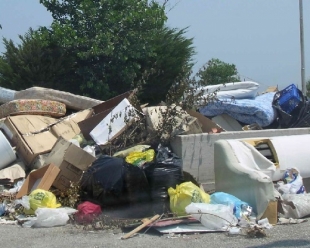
[198,58,240,86]
[0,28,78,92]
[34,0,194,103]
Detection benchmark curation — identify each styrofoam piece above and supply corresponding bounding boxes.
[0,131,16,169]
[90,98,137,145]
[212,114,243,131]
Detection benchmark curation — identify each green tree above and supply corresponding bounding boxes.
[0,28,78,92]
[198,58,240,86]
[37,0,194,103]
[138,27,194,104]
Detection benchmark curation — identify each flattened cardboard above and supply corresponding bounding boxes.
[51,109,93,140]
[78,91,134,140]
[186,110,225,133]
[260,200,278,225]
[16,163,60,199]
[43,137,96,190]
[1,109,93,166]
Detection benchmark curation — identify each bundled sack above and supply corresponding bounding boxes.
[23,189,61,215]
[125,149,155,167]
[80,155,128,207]
[277,168,305,194]
[144,145,184,214]
[168,182,210,216]
[113,145,151,158]
[75,201,102,224]
[210,192,252,219]
[278,193,310,219]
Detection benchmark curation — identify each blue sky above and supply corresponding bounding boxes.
[0,0,309,91]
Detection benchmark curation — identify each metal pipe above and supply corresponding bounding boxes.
[299,0,306,95]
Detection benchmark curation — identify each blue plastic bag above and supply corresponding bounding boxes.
[210,192,251,218]
[0,202,6,216]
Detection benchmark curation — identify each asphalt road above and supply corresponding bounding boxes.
[1,218,310,248]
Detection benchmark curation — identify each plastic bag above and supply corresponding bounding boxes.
[125,149,155,167]
[185,203,238,230]
[23,207,77,228]
[279,193,310,219]
[210,192,251,219]
[278,168,305,194]
[24,189,61,215]
[75,201,102,224]
[0,201,6,216]
[83,145,96,157]
[113,145,151,158]
[168,182,210,216]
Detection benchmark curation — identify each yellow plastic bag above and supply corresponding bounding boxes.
[125,149,155,167]
[113,145,151,158]
[168,182,210,216]
[24,189,61,215]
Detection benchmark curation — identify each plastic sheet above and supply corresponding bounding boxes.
[23,207,77,228]
[210,192,251,219]
[185,203,238,231]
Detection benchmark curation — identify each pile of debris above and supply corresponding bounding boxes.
[0,84,308,240]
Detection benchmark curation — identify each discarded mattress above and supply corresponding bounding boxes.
[195,81,260,100]
[199,92,276,127]
[214,139,276,219]
[14,87,103,110]
[0,99,66,118]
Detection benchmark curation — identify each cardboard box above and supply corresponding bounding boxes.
[143,106,203,139]
[43,137,96,190]
[78,91,134,140]
[16,163,60,199]
[186,109,225,133]
[0,109,93,166]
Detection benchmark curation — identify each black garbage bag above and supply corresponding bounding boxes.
[80,155,129,207]
[290,100,310,128]
[144,145,184,214]
[124,163,151,204]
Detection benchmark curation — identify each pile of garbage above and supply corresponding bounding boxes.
[196,82,310,131]
[0,84,308,240]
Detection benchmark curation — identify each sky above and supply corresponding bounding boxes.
[0,0,309,91]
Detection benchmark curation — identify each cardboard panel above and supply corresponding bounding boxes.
[186,110,225,133]
[16,163,60,198]
[92,90,134,114]
[63,145,96,170]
